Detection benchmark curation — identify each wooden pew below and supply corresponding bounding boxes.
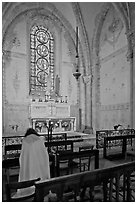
[3,141,74,179]
[96,129,135,149]
[3,143,56,180]
[56,149,99,176]
[35,161,135,202]
[103,134,135,160]
[5,178,41,201]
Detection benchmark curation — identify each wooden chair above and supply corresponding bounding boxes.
[49,153,56,178]
[3,144,22,183]
[45,140,74,178]
[78,146,95,200]
[3,158,20,184]
[56,149,99,177]
[4,144,22,158]
[79,145,94,172]
[5,177,40,202]
[52,150,79,201]
[56,150,73,177]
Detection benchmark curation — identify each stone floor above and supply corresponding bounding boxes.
[2,148,134,201]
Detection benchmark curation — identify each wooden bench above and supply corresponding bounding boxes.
[35,161,135,202]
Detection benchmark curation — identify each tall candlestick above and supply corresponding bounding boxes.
[76,26,78,57]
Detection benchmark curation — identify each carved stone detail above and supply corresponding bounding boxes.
[82,75,92,85]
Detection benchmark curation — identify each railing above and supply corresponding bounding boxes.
[2,132,84,156]
[2,133,67,145]
[35,161,135,202]
[2,133,67,155]
[96,129,135,149]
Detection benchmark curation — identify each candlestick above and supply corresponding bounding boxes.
[45,94,48,102]
[32,93,35,102]
[38,93,42,102]
[65,96,68,103]
[60,95,63,103]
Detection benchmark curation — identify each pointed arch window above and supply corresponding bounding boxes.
[30,25,54,95]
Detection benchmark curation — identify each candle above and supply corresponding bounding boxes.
[76,26,78,57]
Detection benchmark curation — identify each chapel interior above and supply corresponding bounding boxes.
[2,2,135,202]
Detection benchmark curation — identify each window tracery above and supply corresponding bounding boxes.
[30,25,54,95]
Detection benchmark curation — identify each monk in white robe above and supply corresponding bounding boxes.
[13,128,50,198]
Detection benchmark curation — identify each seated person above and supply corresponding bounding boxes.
[13,128,50,198]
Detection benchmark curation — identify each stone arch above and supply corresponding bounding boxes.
[92,2,134,130]
[2,2,87,73]
[2,3,86,95]
[2,2,90,130]
[92,3,111,130]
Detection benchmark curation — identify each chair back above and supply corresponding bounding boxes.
[56,149,99,176]
[56,150,73,176]
[6,178,40,202]
[3,158,20,183]
[4,144,22,159]
[79,145,94,172]
[45,140,73,153]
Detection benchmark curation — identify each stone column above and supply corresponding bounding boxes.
[83,74,92,130]
[126,30,135,128]
[76,76,81,131]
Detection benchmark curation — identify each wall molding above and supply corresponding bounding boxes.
[100,103,130,111]
[100,45,127,64]
[3,50,26,59]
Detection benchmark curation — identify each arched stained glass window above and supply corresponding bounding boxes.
[30,25,54,95]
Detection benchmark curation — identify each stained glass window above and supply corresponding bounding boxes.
[30,25,54,94]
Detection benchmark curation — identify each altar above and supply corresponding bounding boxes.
[29,101,76,133]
